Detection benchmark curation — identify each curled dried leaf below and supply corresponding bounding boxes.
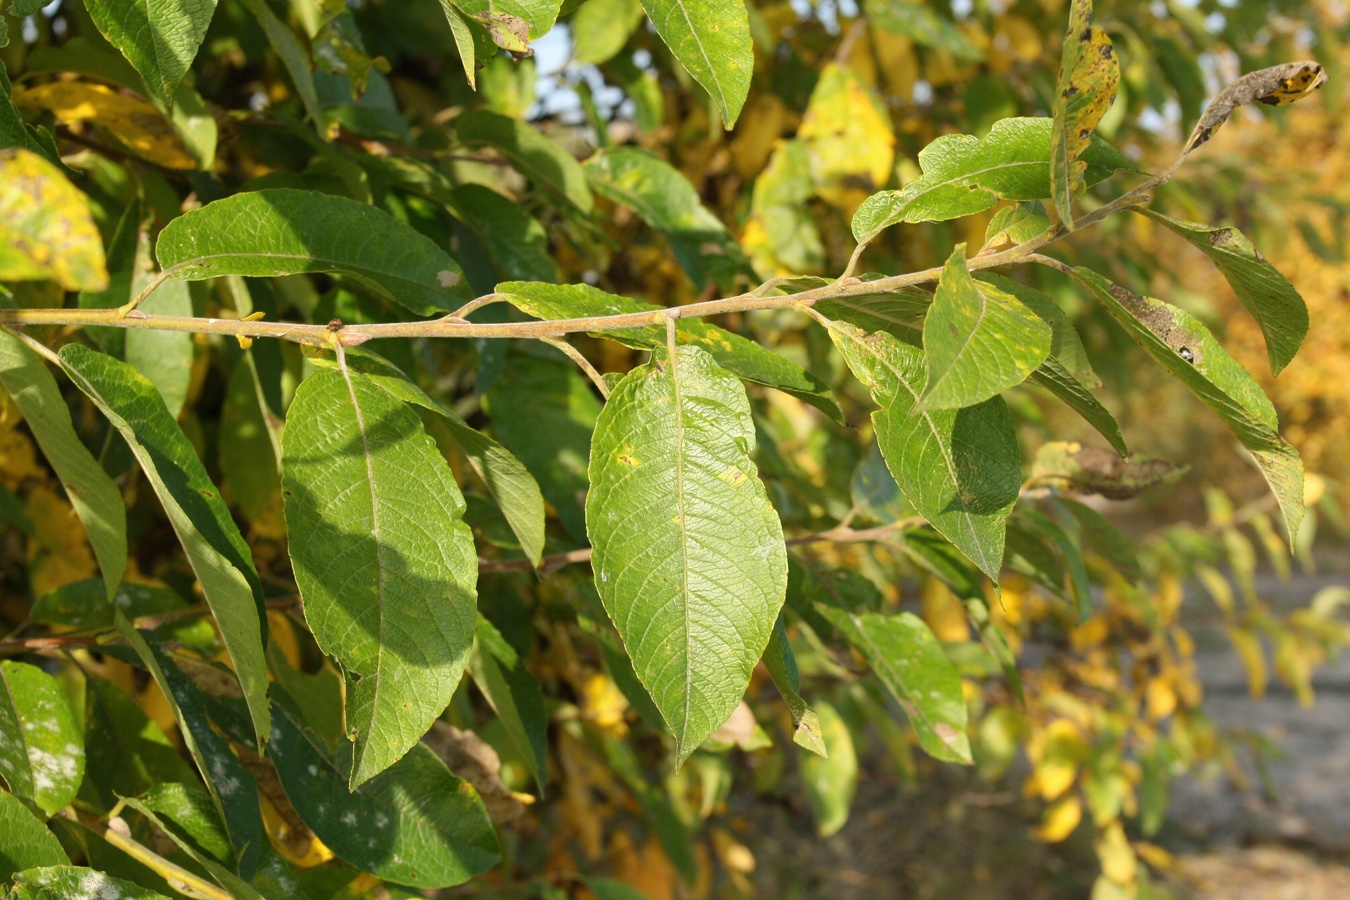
[1031,441,1187,499]
[1184,61,1328,154]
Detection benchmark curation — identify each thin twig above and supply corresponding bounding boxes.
[542,338,610,399]
[446,293,508,321]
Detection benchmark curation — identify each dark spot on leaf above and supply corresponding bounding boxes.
[1064,86,1080,97]
[1080,27,1092,41]
[1099,45,1113,59]
[1208,228,1234,247]
[1078,129,1091,140]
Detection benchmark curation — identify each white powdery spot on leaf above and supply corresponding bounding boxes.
[437,270,461,288]
[78,870,124,899]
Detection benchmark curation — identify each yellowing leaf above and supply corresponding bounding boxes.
[1144,676,1177,721]
[921,576,970,642]
[581,672,630,736]
[1094,822,1138,885]
[1050,0,1120,228]
[14,81,197,170]
[1034,794,1082,842]
[799,64,895,214]
[1028,718,1085,800]
[0,148,108,291]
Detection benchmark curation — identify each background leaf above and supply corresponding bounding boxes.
[469,614,550,792]
[155,189,470,315]
[0,791,68,876]
[761,616,827,756]
[798,700,856,837]
[0,149,107,291]
[0,330,126,599]
[456,109,594,214]
[281,364,477,787]
[587,345,787,762]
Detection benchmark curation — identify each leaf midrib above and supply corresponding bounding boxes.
[667,350,695,750]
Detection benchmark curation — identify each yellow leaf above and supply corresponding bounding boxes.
[872,32,918,106]
[922,576,970,642]
[1034,795,1082,842]
[1028,718,1085,800]
[798,63,896,214]
[728,94,792,180]
[0,148,109,291]
[1071,614,1110,650]
[15,82,198,170]
[25,485,97,596]
[988,15,1044,75]
[1144,676,1177,721]
[580,672,630,736]
[1229,626,1268,700]
[1094,821,1137,885]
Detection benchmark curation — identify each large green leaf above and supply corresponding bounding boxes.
[0,330,125,599]
[469,615,549,792]
[825,319,1019,581]
[0,791,68,877]
[499,281,843,422]
[586,147,747,290]
[571,0,645,65]
[313,347,546,567]
[0,662,84,817]
[455,110,594,214]
[6,867,168,900]
[1072,268,1304,543]
[84,0,217,108]
[116,623,263,879]
[638,0,752,127]
[1137,209,1308,375]
[587,345,787,762]
[852,118,1139,242]
[267,701,500,888]
[154,189,469,315]
[918,245,1051,411]
[281,364,478,788]
[58,346,270,748]
[1050,0,1120,229]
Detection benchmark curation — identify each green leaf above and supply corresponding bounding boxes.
[849,439,909,523]
[315,347,546,567]
[6,867,168,900]
[239,0,326,132]
[83,0,217,108]
[917,244,1051,411]
[0,330,126,599]
[586,345,787,763]
[447,183,557,283]
[1050,0,1120,229]
[0,148,108,291]
[638,0,752,127]
[851,118,1139,242]
[585,148,746,290]
[814,287,931,341]
[825,319,1020,581]
[582,877,653,900]
[798,700,856,837]
[0,792,68,878]
[119,794,264,900]
[154,189,469,316]
[79,678,198,813]
[455,109,594,214]
[972,273,1126,455]
[863,0,982,60]
[469,614,549,792]
[281,364,478,788]
[436,1,482,89]
[267,701,500,888]
[743,139,824,278]
[1137,209,1309,375]
[0,65,59,164]
[115,622,263,879]
[58,345,271,748]
[571,0,645,65]
[484,351,599,542]
[1071,268,1304,544]
[499,281,843,422]
[219,361,282,528]
[984,200,1052,248]
[761,616,827,756]
[0,662,83,817]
